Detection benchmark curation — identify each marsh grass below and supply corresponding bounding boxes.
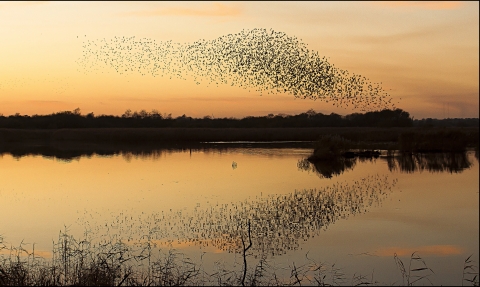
[394,252,435,286]
[0,229,201,286]
[0,127,477,146]
[399,129,476,152]
[0,128,350,143]
[307,134,383,164]
[306,128,478,163]
[309,135,353,160]
[463,255,479,286]
[1,231,478,286]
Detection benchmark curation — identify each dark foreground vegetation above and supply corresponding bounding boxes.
[0,231,478,286]
[398,129,475,152]
[307,128,479,161]
[0,125,477,147]
[0,127,439,144]
[0,108,477,153]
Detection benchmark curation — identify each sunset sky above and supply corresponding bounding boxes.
[0,1,478,119]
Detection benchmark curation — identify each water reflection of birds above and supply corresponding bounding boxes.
[77,174,396,258]
[77,29,395,111]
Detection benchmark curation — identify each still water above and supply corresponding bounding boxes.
[0,145,478,285]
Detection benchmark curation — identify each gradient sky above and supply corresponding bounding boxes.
[0,1,478,119]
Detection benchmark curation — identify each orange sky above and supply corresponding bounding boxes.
[0,1,478,119]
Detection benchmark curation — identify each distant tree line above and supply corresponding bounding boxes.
[0,108,474,129]
[413,117,479,128]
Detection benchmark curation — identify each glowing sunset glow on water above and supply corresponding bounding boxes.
[376,245,464,257]
[0,148,477,285]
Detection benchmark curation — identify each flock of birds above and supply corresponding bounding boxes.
[77,28,396,112]
[76,175,397,258]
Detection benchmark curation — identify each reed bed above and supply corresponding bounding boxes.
[0,230,202,286]
[0,127,402,143]
[0,235,337,286]
[305,128,477,162]
[399,129,477,152]
[1,232,478,286]
[309,135,354,160]
[1,127,477,146]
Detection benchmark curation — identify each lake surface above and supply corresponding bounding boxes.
[0,145,478,285]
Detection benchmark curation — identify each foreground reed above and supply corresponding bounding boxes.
[1,231,478,286]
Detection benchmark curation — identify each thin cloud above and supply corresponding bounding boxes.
[110,95,293,103]
[122,2,242,17]
[26,100,68,104]
[372,1,464,10]
[376,245,464,257]
[350,20,473,46]
[352,28,436,45]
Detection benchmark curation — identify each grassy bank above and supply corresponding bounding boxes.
[0,127,477,146]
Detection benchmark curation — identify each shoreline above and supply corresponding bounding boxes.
[1,127,477,144]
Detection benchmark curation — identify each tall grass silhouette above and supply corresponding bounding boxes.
[1,231,478,286]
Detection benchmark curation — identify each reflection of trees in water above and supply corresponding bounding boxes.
[297,152,474,176]
[297,157,357,178]
[0,145,220,162]
[0,144,174,162]
[383,152,472,173]
[0,143,312,162]
[78,175,396,258]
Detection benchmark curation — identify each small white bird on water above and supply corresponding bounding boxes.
[232,161,237,169]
